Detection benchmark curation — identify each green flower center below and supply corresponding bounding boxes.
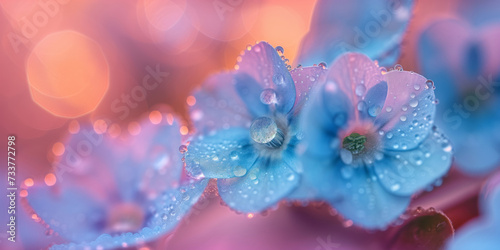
[342,132,367,155]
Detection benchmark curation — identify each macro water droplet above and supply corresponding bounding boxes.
[414,84,421,90]
[400,115,407,122]
[275,46,284,54]
[287,173,295,181]
[230,151,239,160]
[340,148,353,165]
[425,80,434,89]
[179,145,188,153]
[368,105,381,117]
[260,88,278,105]
[409,99,419,108]
[233,166,247,177]
[386,106,393,112]
[357,101,367,112]
[318,62,327,69]
[355,84,366,96]
[394,64,403,71]
[273,73,285,86]
[386,132,394,139]
[391,183,401,191]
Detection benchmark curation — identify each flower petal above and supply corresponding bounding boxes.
[218,158,299,213]
[290,65,327,114]
[237,42,296,114]
[417,19,470,106]
[328,164,411,229]
[374,127,453,196]
[326,53,385,122]
[190,73,253,133]
[300,81,352,158]
[376,70,436,151]
[185,128,258,179]
[50,179,209,250]
[234,72,270,117]
[296,0,414,67]
[289,156,339,201]
[446,218,500,250]
[27,186,106,242]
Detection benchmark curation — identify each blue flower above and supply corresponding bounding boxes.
[26,112,208,249]
[296,0,414,67]
[418,17,500,175]
[447,172,500,250]
[185,42,326,213]
[293,53,452,229]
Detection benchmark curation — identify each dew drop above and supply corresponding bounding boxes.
[230,151,239,160]
[260,89,278,105]
[273,74,285,86]
[394,64,403,71]
[275,46,284,55]
[233,166,247,177]
[400,115,407,122]
[357,101,367,112]
[391,183,400,191]
[368,105,381,117]
[318,62,327,69]
[425,79,434,89]
[386,106,393,112]
[179,145,188,153]
[355,84,366,96]
[340,149,353,165]
[413,84,421,91]
[409,99,419,108]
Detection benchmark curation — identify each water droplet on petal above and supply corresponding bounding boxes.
[413,84,421,91]
[230,151,239,160]
[357,101,367,112]
[179,145,188,153]
[425,80,434,89]
[409,99,419,108]
[355,84,366,96]
[275,46,284,55]
[260,88,278,105]
[391,183,401,191]
[400,115,407,122]
[394,64,403,71]
[233,166,247,177]
[318,62,327,69]
[368,105,381,117]
[272,74,285,86]
[340,148,353,165]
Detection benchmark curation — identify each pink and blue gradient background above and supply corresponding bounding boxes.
[0,0,496,249]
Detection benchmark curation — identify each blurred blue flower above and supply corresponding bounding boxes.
[296,0,414,67]
[293,53,452,229]
[27,112,208,249]
[447,172,500,250]
[418,17,500,175]
[185,42,326,213]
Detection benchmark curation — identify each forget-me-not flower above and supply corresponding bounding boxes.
[185,42,326,213]
[27,112,208,249]
[293,53,452,229]
[418,17,500,175]
[296,0,414,67]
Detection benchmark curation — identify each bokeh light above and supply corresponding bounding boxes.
[26,30,110,118]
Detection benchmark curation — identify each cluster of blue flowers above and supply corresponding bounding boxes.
[23,0,500,249]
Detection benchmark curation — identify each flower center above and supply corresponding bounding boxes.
[250,117,284,148]
[342,132,367,155]
[106,203,145,234]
